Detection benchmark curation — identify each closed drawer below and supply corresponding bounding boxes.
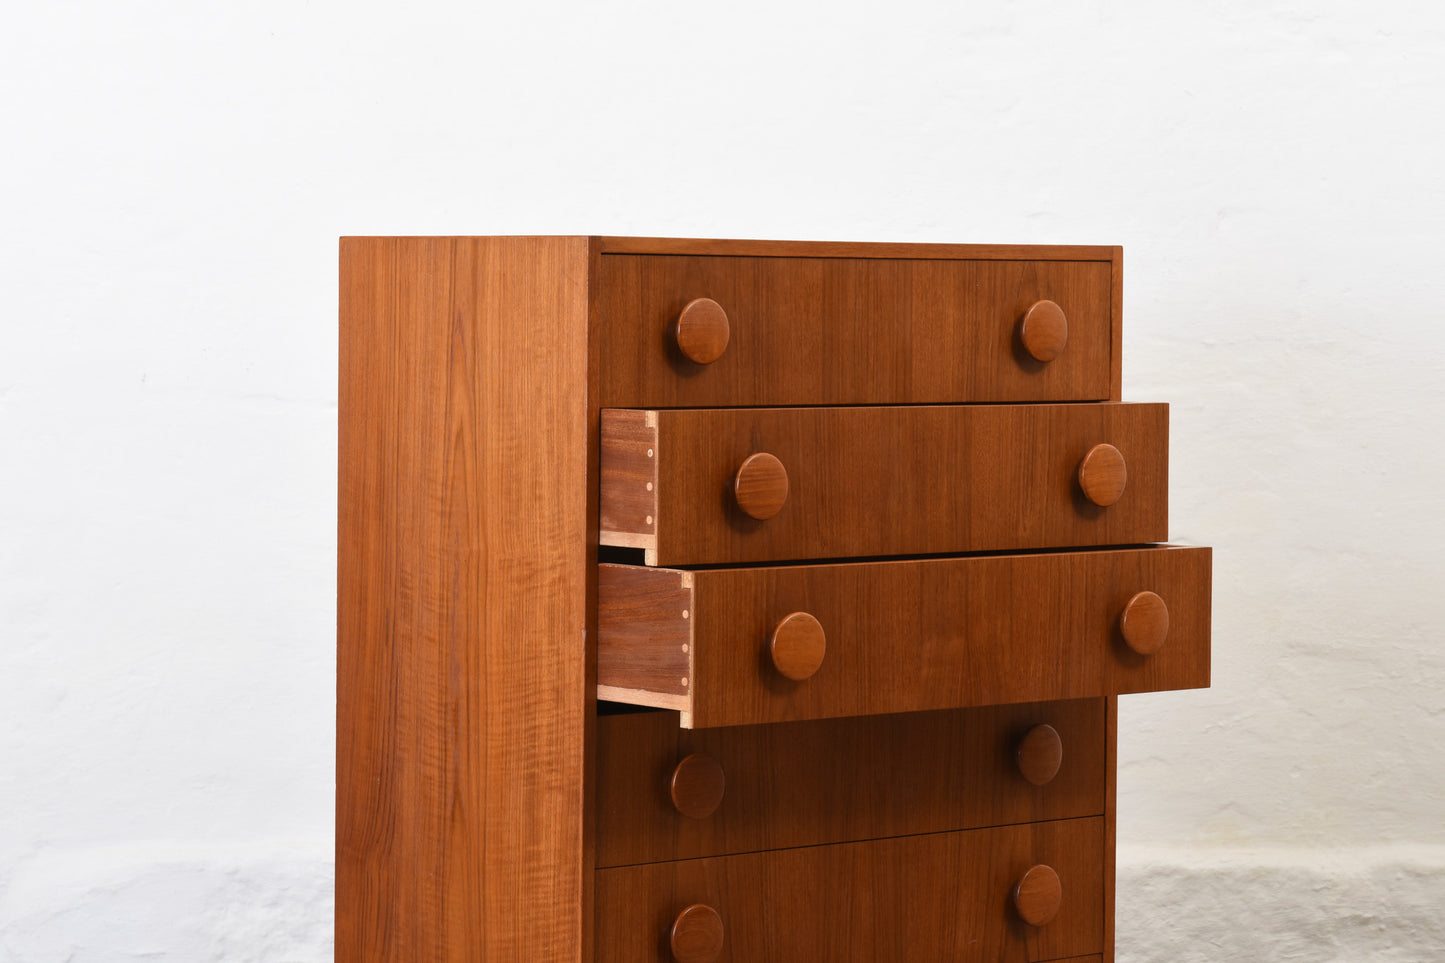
[596,699,1104,868]
[597,545,1210,728]
[594,816,1105,962]
[596,254,1115,407]
[600,404,1166,566]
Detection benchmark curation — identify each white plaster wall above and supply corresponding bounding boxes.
[2,1,1441,959]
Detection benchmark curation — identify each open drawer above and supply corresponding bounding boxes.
[600,404,1167,566]
[597,545,1210,728]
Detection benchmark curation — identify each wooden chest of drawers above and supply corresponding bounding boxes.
[337,236,1212,961]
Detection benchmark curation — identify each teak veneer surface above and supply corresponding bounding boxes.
[597,546,1210,728]
[594,817,1105,962]
[337,237,594,961]
[595,700,1105,867]
[597,254,1113,406]
[600,404,1168,566]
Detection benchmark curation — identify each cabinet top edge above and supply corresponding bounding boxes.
[338,236,1121,261]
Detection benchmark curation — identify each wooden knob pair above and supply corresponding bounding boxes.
[676,298,731,365]
[668,868,1059,959]
[681,298,1069,367]
[675,718,1072,819]
[739,442,1125,516]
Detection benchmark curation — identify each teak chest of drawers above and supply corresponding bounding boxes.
[337,236,1212,962]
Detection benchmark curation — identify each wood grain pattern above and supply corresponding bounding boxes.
[595,700,1106,867]
[600,404,1168,565]
[594,817,1106,962]
[597,255,1114,407]
[337,236,593,961]
[597,546,1210,728]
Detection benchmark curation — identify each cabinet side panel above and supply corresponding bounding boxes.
[338,236,591,961]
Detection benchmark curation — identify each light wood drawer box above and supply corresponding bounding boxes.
[598,545,1210,728]
[596,253,1115,407]
[596,699,1104,868]
[594,816,1105,963]
[600,404,1167,566]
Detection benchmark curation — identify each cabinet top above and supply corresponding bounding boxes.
[339,235,1120,261]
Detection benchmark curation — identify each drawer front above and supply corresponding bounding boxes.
[600,404,1166,566]
[594,817,1104,962]
[596,700,1105,868]
[596,254,1115,407]
[598,546,1210,728]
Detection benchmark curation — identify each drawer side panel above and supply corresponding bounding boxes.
[596,564,694,714]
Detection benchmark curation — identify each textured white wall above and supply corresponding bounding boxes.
[2,1,1442,959]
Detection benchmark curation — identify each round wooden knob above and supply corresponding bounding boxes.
[770,612,826,681]
[1016,724,1063,786]
[1012,864,1062,926]
[675,298,730,365]
[1120,590,1170,655]
[1078,443,1127,507]
[670,903,724,963]
[733,452,789,520]
[1020,299,1068,362]
[670,753,726,819]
